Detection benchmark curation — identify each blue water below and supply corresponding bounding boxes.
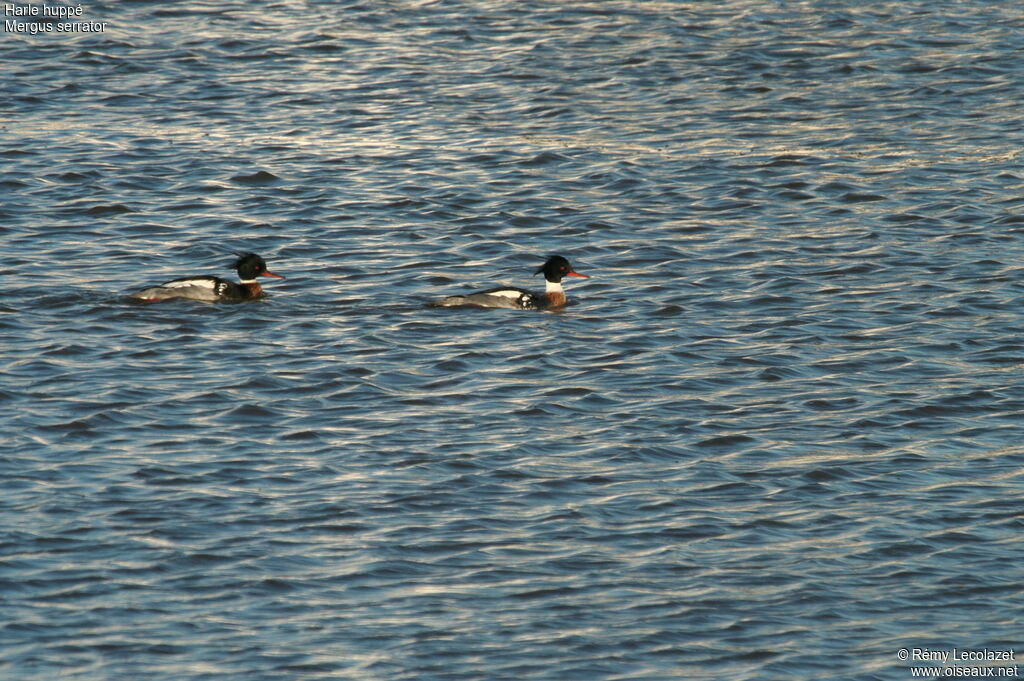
[3,2,1024,680]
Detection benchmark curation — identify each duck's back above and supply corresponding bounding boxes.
[131,275,244,302]
[431,286,539,309]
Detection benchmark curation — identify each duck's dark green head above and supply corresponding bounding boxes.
[233,253,284,281]
[534,255,588,283]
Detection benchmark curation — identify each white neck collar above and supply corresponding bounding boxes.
[545,279,563,293]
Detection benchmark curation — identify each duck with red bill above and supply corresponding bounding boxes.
[431,255,589,310]
[130,253,284,302]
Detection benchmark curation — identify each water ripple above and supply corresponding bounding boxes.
[4,2,1024,680]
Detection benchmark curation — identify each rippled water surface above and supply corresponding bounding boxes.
[4,2,1024,679]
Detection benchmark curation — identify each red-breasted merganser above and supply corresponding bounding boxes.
[431,255,589,309]
[130,253,284,302]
